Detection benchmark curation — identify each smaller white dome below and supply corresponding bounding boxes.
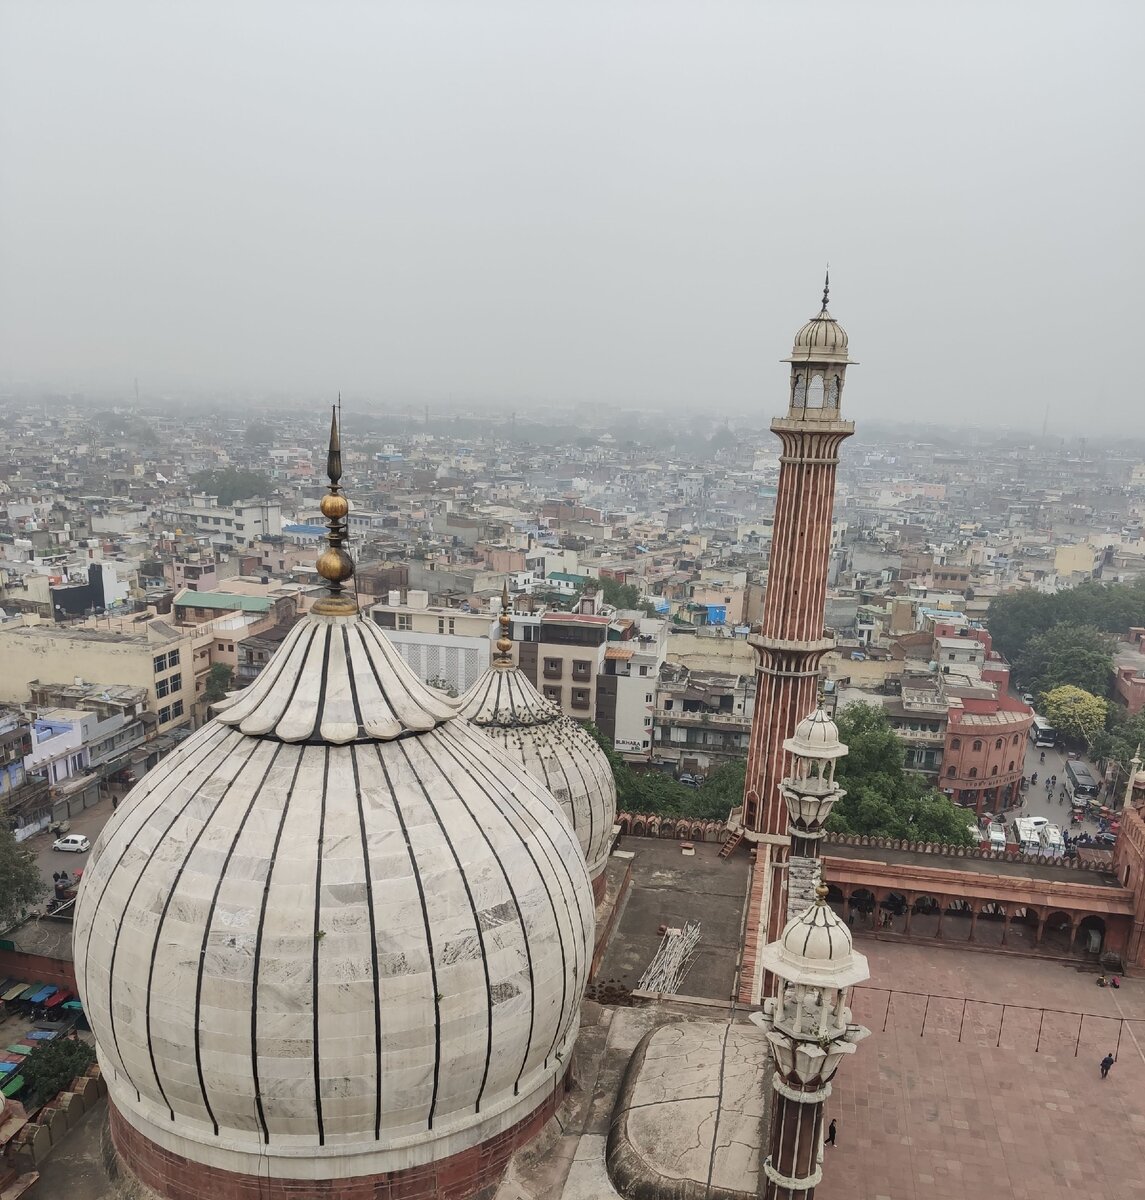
[761,894,869,989]
[784,706,847,760]
[783,302,851,366]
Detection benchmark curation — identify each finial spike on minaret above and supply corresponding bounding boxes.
[821,266,830,313]
[494,583,514,666]
[312,401,357,615]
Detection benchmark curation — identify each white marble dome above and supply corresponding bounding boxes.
[73,610,594,1181]
[785,706,847,760]
[457,664,616,882]
[763,894,869,989]
[786,309,850,365]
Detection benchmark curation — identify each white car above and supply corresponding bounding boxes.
[53,833,90,853]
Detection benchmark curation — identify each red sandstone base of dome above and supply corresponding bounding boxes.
[592,868,608,905]
[109,1069,571,1200]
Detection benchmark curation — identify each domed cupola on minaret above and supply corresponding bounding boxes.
[458,589,617,901]
[73,409,594,1200]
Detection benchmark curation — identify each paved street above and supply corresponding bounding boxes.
[26,796,118,892]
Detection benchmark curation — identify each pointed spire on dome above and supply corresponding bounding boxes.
[821,266,830,313]
[494,583,514,667]
[312,400,357,616]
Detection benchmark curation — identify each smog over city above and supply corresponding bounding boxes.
[3,7,1145,1200]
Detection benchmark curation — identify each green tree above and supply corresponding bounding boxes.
[189,468,272,506]
[21,1036,96,1104]
[0,825,48,931]
[1041,685,1108,746]
[202,663,234,705]
[827,704,975,846]
[1014,623,1113,698]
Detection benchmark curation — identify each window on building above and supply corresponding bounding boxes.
[397,615,413,631]
[995,738,1003,750]
[639,665,649,676]
[375,612,396,629]
[571,689,591,710]
[71,753,84,773]
[172,700,184,719]
[643,716,652,727]
[168,649,180,667]
[1012,734,1020,745]
[156,677,170,698]
[948,653,955,661]
[645,693,653,704]
[572,659,591,681]
[448,618,456,635]
[991,766,998,776]
[544,658,563,679]
[153,653,167,673]
[972,740,983,752]
[543,685,562,703]
[947,766,956,777]
[950,738,960,749]
[519,625,536,642]
[169,673,182,693]
[438,618,446,634]
[158,705,172,724]
[969,767,978,779]
[228,644,234,653]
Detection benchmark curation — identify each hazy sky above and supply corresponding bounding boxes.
[1,2,1141,431]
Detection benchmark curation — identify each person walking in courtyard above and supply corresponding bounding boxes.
[826,1118,837,1147]
[1100,1052,1115,1079]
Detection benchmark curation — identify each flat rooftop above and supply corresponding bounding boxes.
[826,840,1124,889]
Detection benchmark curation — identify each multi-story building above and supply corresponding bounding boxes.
[159,496,282,549]
[596,616,668,759]
[517,612,611,722]
[0,615,202,734]
[652,664,754,777]
[371,591,498,695]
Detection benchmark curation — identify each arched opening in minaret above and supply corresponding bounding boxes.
[806,374,825,408]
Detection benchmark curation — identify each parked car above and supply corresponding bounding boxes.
[1021,692,1035,704]
[678,774,704,789]
[53,833,90,854]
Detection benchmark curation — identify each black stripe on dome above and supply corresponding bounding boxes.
[374,743,442,1129]
[263,622,320,740]
[192,741,284,1135]
[311,746,330,1145]
[349,742,384,1138]
[434,725,537,1096]
[90,724,235,1102]
[398,737,495,1113]
[250,746,306,1144]
[309,623,335,740]
[443,729,588,1064]
[144,736,264,1120]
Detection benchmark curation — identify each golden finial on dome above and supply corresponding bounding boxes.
[814,881,830,905]
[312,400,358,616]
[494,582,514,667]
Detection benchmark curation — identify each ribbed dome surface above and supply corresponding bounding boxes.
[457,666,617,880]
[761,897,869,989]
[73,610,594,1179]
[786,308,850,364]
[785,706,846,760]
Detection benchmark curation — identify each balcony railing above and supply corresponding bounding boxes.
[656,709,751,729]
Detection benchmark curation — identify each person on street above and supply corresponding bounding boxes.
[1100,1052,1115,1079]
[826,1118,837,1146]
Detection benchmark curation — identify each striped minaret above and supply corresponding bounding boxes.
[739,277,855,1004]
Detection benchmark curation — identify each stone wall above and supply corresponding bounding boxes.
[821,831,1116,874]
[785,856,822,921]
[615,813,729,842]
[109,1068,573,1200]
[0,950,77,992]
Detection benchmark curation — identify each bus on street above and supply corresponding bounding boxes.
[1030,716,1057,748]
[1063,760,1099,805]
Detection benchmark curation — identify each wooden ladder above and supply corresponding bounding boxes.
[718,830,744,860]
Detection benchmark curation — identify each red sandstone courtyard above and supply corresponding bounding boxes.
[817,940,1145,1200]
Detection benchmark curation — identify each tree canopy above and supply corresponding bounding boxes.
[0,825,47,931]
[21,1036,96,1105]
[584,724,743,820]
[988,578,1145,667]
[1014,623,1114,698]
[189,468,273,506]
[826,704,976,846]
[1040,685,1108,745]
[579,577,656,618]
[202,663,234,705]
